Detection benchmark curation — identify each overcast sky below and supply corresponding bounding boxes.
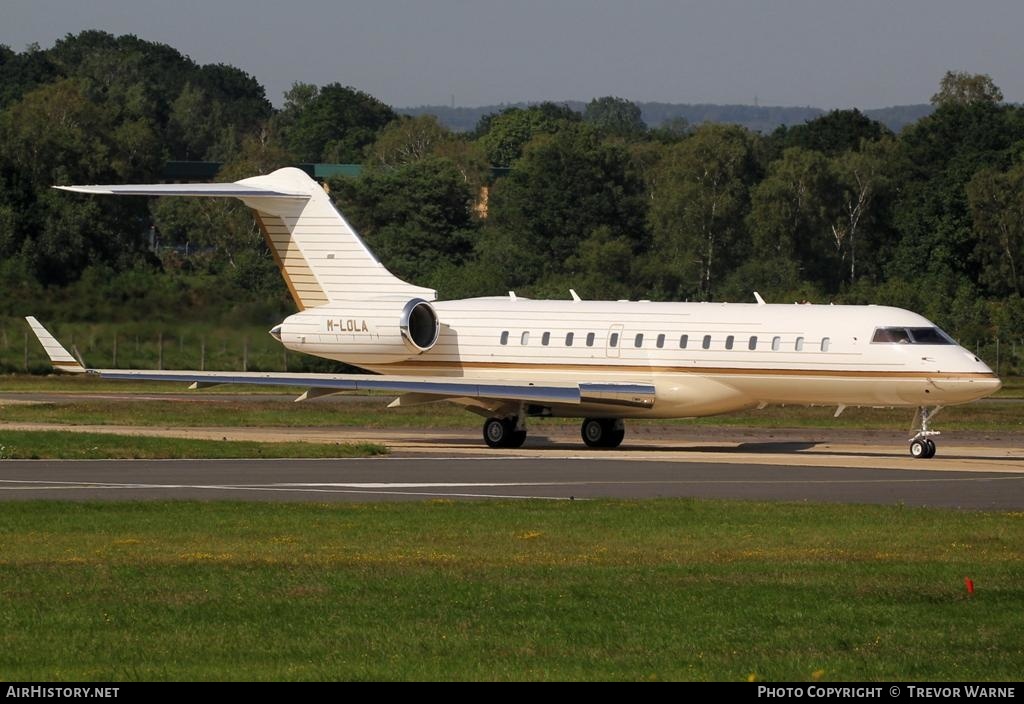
[3,0,1022,109]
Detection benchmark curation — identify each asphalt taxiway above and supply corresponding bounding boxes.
[1,454,1022,508]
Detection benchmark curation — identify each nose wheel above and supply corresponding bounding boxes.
[908,406,942,459]
[910,437,936,459]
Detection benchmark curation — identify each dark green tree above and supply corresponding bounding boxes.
[747,147,836,292]
[967,162,1024,296]
[281,83,396,162]
[328,157,478,284]
[644,124,757,300]
[889,98,1024,301]
[771,109,891,157]
[931,71,1003,107]
[583,96,646,139]
[475,102,581,167]
[484,124,648,291]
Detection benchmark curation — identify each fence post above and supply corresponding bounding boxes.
[158,332,163,371]
[995,338,1000,378]
[283,349,288,371]
[112,333,118,367]
[242,337,248,372]
[23,332,28,372]
[200,337,206,371]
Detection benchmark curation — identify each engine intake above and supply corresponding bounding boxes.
[400,298,440,352]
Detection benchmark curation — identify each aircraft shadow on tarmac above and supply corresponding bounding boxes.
[419,436,1008,462]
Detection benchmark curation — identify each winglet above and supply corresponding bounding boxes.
[24,317,86,373]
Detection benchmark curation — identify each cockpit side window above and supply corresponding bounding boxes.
[907,327,955,344]
[872,327,912,343]
[872,327,954,345]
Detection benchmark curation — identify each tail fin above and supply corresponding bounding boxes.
[56,167,435,309]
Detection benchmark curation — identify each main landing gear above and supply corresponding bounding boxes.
[481,416,627,449]
[581,418,625,449]
[909,406,942,459]
[482,416,527,449]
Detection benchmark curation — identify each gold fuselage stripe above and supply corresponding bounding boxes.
[369,359,997,380]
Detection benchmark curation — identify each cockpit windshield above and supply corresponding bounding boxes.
[871,327,955,345]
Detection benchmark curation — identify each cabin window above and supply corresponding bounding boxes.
[586,332,596,347]
[609,332,619,347]
[725,335,734,350]
[634,333,644,348]
[748,336,757,350]
[679,334,689,349]
[500,331,509,345]
[565,332,574,346]
[702,334,711,350]
[541,332,550,346]
[656,334,665,349]
[521,331,529,345]
[772,336,781,351]
[821,337,830,352]
[795,336,804,351]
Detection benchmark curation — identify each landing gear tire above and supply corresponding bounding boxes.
[910,438,937,459]
[581,418,625,449]
[908,406,941,459]
[483,417,526,449]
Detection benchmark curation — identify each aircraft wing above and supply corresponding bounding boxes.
[25,318,655,409]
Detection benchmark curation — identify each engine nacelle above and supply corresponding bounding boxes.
[271,298,440,364]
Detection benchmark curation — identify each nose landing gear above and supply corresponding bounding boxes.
[909,406,942,459]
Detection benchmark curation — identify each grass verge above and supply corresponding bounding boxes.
[0,430,387,460]
[0,499,1020,681]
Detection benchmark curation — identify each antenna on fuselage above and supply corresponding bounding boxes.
[569,289,582,302]
[753,291,766,305]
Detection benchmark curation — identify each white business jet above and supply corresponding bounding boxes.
[27,167,1001,457]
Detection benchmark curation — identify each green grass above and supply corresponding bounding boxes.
[3,394,1023,432]
[0,430,387,460]
[0,500,1020,681]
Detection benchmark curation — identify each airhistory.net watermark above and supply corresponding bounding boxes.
[6,687,119,699]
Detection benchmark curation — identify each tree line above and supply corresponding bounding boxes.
[1,33,1023,358]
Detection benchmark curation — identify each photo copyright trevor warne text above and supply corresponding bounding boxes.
[757,686,1016,699]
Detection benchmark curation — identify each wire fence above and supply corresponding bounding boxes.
[0,320,312,374]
